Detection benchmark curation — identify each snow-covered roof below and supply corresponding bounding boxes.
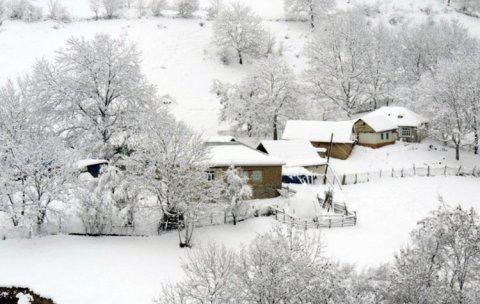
[282,120,354,143]
[257,140,327,167]
[77,159,108,169]
[282,166,314,176]
[207,142,285,167]
[363,106,429,128]
[207,135,236,143]
[356,115,398,132]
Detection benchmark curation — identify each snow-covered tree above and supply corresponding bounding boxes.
[213,2,266,64]
[207,0,222,19]
[214,56,302,139]
[284,0,336,29]
[89,0,101,19]
[31,34,157,162]
[129,111,219,247]
[390,205,480,304]
[47,0,70,21]
[8,0,42,21]
[305,10,372,119]
[155,243,238,304]
[0,80,73,235]
[220,166,252,225]
[174,0,198,18]
[0,0,7,26]
[102,0,123,18]
[149,0,166,16]
[76,165,139,234]
[136,0,147,17]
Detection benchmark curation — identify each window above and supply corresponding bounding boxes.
[252,170,262,182]
[385,132,389,140]
[380,133,384,140]
[401,128,411,137]
[205,170,215,181]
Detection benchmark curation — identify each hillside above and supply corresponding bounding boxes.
[1,0,480,136]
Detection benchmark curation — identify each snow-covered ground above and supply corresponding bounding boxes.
[330,140,480,175]
[1,175,479,303]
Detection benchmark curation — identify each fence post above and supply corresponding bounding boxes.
[342,217,344,227]
[457,166,462,176]
[354,174,358,184]
[342,174,346,185]
[329,219,332,229]
[379,169,382,178]
[210,215,213,225]
[305,220,308,231]
[224,212,227,224]
[427,165,430,177]
[444,165,447,176]
[473,166,477,177]
[401,169,404,178]
[283,209,285,222]
[391,168,394,178]
[413,163,416,176]
[367,172,370,182]
[354,211,357,225]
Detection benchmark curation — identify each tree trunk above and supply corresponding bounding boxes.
[309,7,315,29]
[238,51,243,65]
[232,213,237,225]
[273,114,278,140]
[456,143,460,161]
[447,0,451,7]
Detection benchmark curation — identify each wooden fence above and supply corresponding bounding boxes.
[271,206,357,229]
[322,165,479,187]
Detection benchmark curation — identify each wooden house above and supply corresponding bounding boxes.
[282,120,355,160]
[362,107,429,143]
[206,142,285,199]
[353,116,398,148]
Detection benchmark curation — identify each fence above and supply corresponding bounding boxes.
[322,165,479,187]
[271,206,357,229]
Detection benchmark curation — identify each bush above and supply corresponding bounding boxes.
[175,0,198,18]
[149,0,165,16]
[9,0,43,22]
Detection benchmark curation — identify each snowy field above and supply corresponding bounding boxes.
[1,175,479,303]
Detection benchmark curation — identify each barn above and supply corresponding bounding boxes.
[362,106,429,143]
[256,139,327,184]
[282,120,355,160]
[206,142,285,199]
[353,116,398,148]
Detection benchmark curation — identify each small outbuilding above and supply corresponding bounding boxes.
[282,120,355,160]
[77,159,108,178]
[206,142,285,199]
[354,116,398,148]
[256,140,328,184]
[362,106,429,143]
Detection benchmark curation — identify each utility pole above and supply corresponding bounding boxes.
[323,133,334,185]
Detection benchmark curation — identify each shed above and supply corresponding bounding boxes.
[354,116,397,148]
[77,159,108,178]
[206,142,285,199]
[282,120,355,160]
[256,139,327,176]
[362,107,429,143]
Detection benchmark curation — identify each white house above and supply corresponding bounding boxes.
[362,106,429,143]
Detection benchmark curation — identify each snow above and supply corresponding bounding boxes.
[16,293,33,304]
[362,106,429,128]
[207,135,236,142]
[257,139,327,167]
[356,115,398,132]
[329,140,480,175]
[206,142,285,167]
[282,120,355,143]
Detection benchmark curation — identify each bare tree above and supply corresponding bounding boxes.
[213,2,266,65]
[149,0,166,16]
[89,0,101,19]
[220,166,252,225]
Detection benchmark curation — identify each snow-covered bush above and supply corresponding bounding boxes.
[9,0,42,22]
[102,0,123,19]
[149,0,166,16]
[284,0,336,28]
[47,0,70,22]
[213,2,266,64]
[206,0,222,19]
[220,166,252,225]
[0,0,7,25]
[174,0,198,18]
